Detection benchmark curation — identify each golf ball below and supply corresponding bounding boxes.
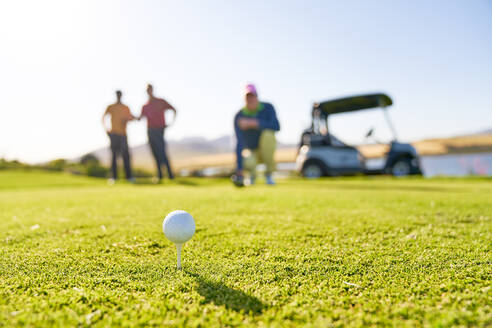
[162,210,195,244]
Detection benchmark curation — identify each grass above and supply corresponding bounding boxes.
[0,170,491,327]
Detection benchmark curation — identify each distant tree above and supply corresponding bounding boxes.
[80,153,100,166]
[0,159,31,170]
[86,164,108,178]
[45,159,67,171]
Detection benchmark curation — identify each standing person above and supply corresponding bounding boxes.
[139,84,176,182]
[232,84,280,186]
[102,90,135,183]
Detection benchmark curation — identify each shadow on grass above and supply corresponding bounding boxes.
[185,271,265,314]
[327,182,456,193]
[132,178,199,186]
[174,179,199,186]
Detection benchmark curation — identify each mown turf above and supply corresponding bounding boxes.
[0,171,491,327]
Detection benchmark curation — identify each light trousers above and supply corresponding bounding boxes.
[242,130,276,176]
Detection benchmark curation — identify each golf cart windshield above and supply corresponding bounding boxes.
[305,93,396,146]
[316,93,392,116]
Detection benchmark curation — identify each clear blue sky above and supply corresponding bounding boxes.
[1,0,491,162]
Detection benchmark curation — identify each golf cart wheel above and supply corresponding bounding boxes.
[390,158,412,176]
[302,161,324,178]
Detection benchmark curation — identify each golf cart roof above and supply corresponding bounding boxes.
[315,93,393,115]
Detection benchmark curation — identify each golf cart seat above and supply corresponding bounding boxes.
[300,129,332,147]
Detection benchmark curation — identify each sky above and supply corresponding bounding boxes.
[0,0,491,163]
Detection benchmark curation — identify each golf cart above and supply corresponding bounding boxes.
[296,93,422,177]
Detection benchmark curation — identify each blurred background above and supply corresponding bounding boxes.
[1,0,491,177]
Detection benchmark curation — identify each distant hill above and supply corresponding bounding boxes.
[474,128,492,136]
[78,129,492,171]
[84,135,295,170]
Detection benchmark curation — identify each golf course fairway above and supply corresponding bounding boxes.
[0,171,490,327]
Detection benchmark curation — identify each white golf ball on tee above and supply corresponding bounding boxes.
[162,210,195,269]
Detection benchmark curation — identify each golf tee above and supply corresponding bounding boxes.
[176,243,182,269]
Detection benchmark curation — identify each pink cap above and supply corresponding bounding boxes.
[243,84,257,96]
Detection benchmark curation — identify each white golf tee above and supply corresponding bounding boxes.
[175,243,182,269]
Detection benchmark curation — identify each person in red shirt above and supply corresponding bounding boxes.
[139,84,176,181]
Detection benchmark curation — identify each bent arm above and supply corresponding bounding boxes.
[162,99,177,126]
[162,98,175,111]
[168,108,177,125]
[258,105,280,131]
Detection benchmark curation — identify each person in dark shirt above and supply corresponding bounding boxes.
[139,84,176,182]
[233,84,280,186]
